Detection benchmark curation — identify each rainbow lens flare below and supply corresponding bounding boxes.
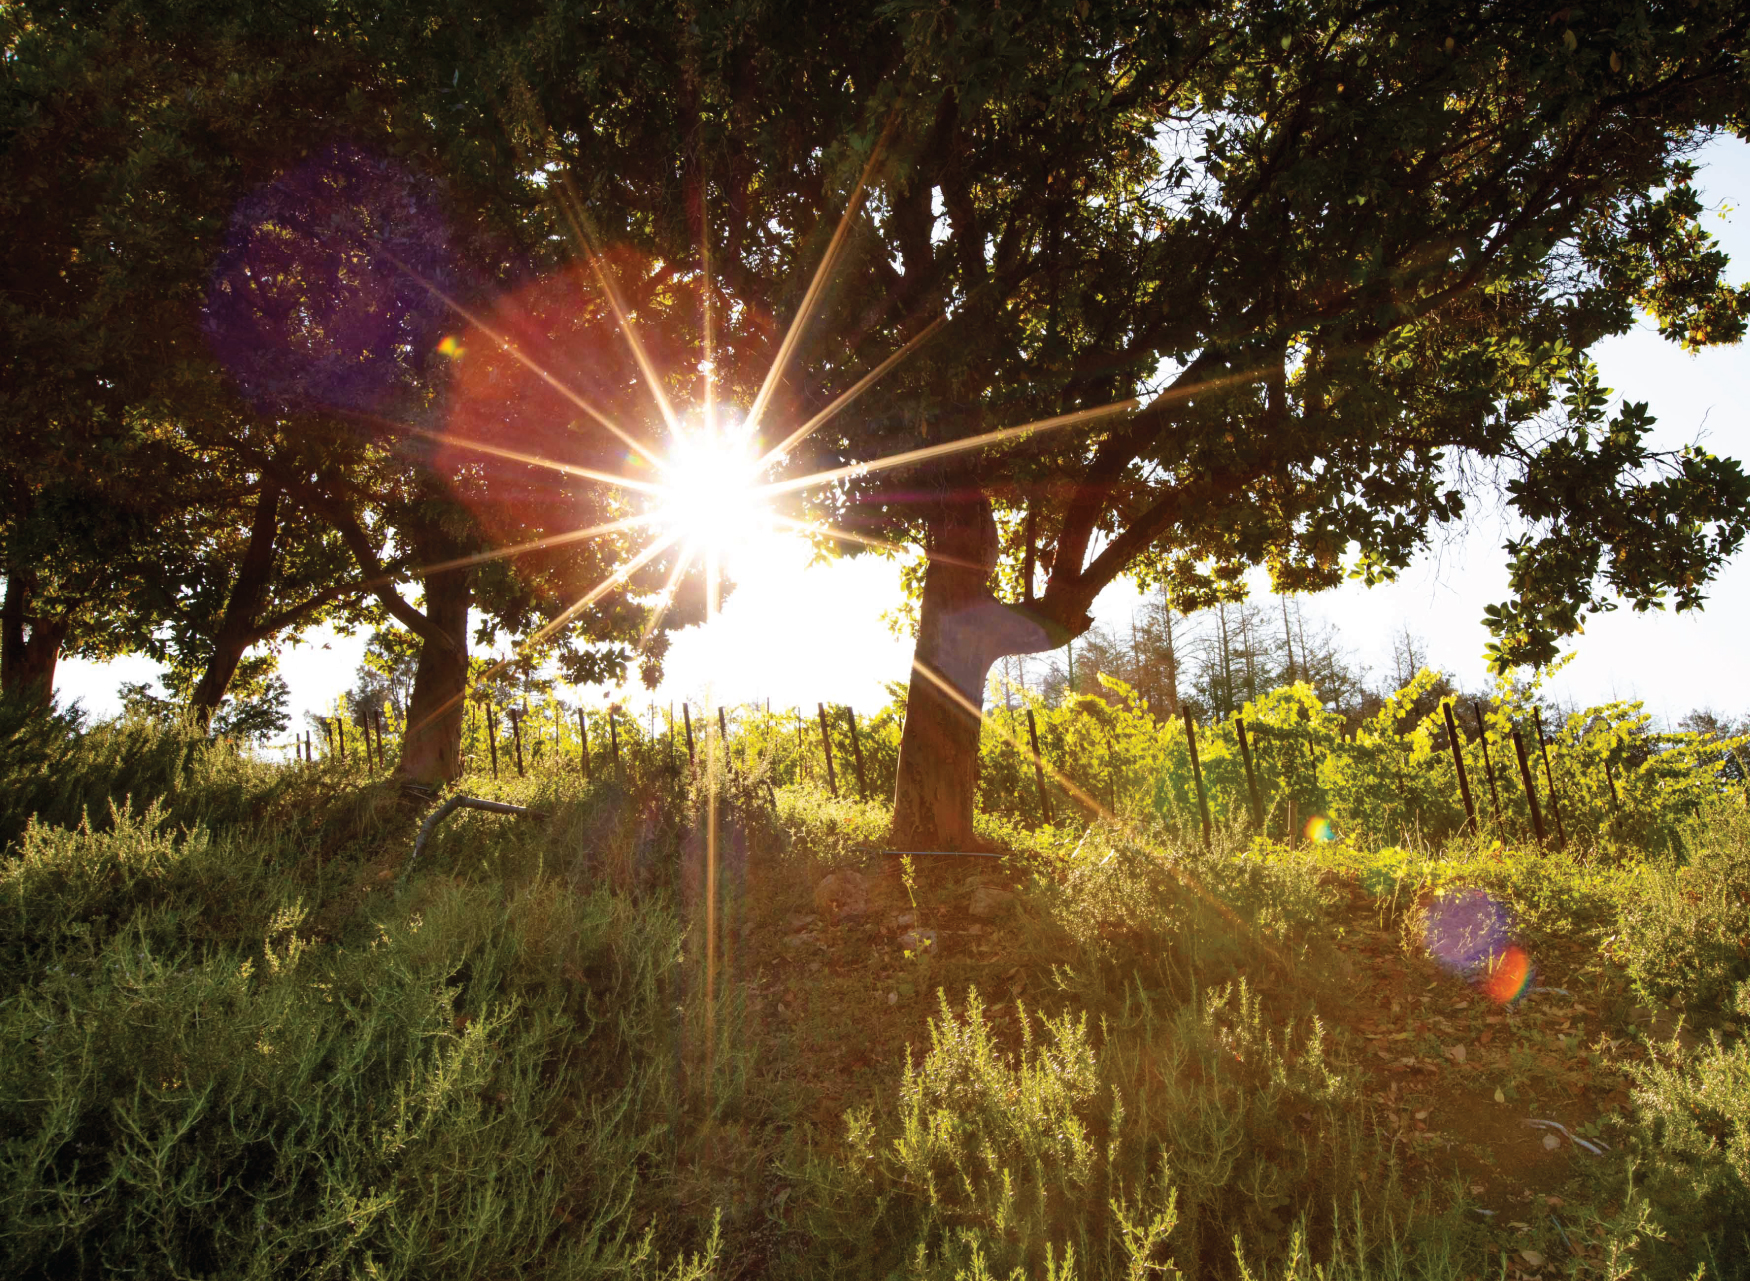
[436,334,465,359]
[1303,814,1336,844]
[1480,944,1535,1005]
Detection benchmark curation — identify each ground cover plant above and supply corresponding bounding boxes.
[4,676,1750,1279]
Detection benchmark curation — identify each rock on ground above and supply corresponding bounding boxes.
[815,869,871,920]
[969,886,1016,919]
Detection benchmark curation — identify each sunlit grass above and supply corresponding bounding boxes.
[4,703,1750,1278]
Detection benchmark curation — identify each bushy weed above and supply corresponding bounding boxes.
[795,976,1382,1279]
[1620,985,1750,1277]
[0,765,715,1280]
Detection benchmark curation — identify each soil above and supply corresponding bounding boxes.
[722,849,1661,1274]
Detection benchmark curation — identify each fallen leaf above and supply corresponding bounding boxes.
[1542,1133,1561,1151]
[1494,1087,1506,1103]
[1520,1249,1545,1267]
[1445,1044,1468,1063]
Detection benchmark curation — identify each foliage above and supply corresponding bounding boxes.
[0,802,718,1281]
[1610,802,1750,1011]
[8,698,1750,1275]
[976,666,1748,865]
[1623,993,1750,1277]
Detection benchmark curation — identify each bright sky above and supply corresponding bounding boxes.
[56,137,1750,732]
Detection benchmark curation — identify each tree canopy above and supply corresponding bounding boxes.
[3,0,1747,826]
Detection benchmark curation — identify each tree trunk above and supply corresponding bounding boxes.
[890,499,1064,850]
[395,563,471,787]
[190,482,281,731]
[1,573,69,709]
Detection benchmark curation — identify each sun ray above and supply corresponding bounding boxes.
[902,658,1290,967]
[756,397,1141,500]
[640,540,700,644]
[754,314,948,472]
[543,173,686,444]
[402,529,686,743]
[905,656,1121,824]
[744,123,893,437]
[767,514,986,573]
[400,513,663,583]
[386,253,671,472]
[703,540,721,1067]
[503,528,686,673]
[355,410,665,494]
[701,185,717,439]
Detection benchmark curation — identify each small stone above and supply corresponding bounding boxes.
[1444,1043,1467,1063]
[886,991,898,1005]
[894,912,916,929]
[969,886,1016,920]
[815,870,871,920]
[1541,1133,1561,1151]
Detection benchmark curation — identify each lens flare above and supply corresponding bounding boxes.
[1422,888,1511,976]
[1303,814,1336,844]
[1480,944,1535,1005]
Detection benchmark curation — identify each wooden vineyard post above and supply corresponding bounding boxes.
[1533,715,1567,851]
[1027,708,1053,824]
[1184,708,1212,850]
[816,703,839,798]
[486,704,499,779]
[320,718,333,755]
[375,706,387,766]
[1511,724,1547,849]
[1472,703,1502,832]
[718,707,730,770]
[1234,715,1263,828]
[362,710,375,774]
[682,704,696,764]
[795,709,807,782]
[1604,755,1621,813]
[609,709,620,769]
[845,706,869,799]
[337,716,347,762]
[305,730,313,763]
[509,708,526,777]
[579,709,590,780]
[1443,703,1479,835]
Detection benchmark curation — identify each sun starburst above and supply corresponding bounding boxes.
[652,417,767,558]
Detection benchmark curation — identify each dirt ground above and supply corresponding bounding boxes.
[715,848,1669,1273]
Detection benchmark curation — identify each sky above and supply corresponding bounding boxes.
[55,136,1750,740]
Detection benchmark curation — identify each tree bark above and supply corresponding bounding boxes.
[395,562,471,787]
[890,498,1069,849]
[190,482,281,730]
[1,572,69,709]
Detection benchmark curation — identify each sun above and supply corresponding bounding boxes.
[651,418,768,558]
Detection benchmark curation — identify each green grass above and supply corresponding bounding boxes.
[3,707,1749,1278]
